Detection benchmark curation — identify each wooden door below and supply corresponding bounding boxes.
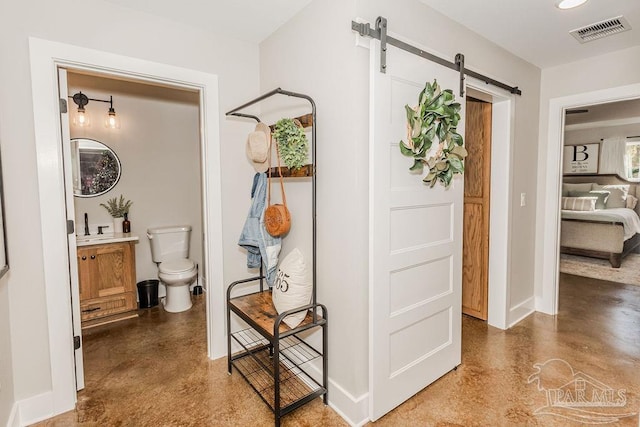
[369,39,463,420]
[462,97,492,320]
[78,242,137,321]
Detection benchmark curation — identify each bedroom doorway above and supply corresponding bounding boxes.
[539,82,640,315]
[558,99,640,286]
[463,95,492,320]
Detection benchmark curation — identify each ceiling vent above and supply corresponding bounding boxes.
[570,16,632,43]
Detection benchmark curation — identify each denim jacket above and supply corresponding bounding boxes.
[238,173,281,286]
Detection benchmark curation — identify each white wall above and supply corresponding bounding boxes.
[535,45,640,300]
[68,74,202,296]
[260,1,369,420]
[0,0,259,420]
[565,123,640,145]
[260,0,541,422]
[0,276,15,425]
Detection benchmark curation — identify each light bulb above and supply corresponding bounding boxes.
[73,108,90,127]
[105,108,120,129]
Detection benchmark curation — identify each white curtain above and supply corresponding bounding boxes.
[600,136,628,178]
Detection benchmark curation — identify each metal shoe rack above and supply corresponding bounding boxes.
[225,88,328,427]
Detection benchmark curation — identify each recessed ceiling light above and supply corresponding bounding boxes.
[557,0,588,10]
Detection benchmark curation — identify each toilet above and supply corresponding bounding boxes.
[147,225,197,313]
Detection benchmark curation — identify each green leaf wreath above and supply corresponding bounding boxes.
[399,79,468,187]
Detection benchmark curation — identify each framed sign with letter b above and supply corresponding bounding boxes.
[563,143,599,175]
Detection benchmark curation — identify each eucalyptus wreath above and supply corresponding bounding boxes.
[399,79,468,187]
[272,118,309,170]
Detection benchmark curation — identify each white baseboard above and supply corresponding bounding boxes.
[535,295,554,315]
[509,296,535,327]
[305,364,369,426]
[16,391,55,426]
[326,384,369,427]
[6,401,19,427]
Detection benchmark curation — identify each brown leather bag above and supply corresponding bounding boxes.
[264,139,291,237]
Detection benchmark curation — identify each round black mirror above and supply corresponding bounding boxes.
[71,138,122,197]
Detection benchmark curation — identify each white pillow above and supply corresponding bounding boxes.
[561,196,596,211]
[272,248,311,329]
[593,184,629,209]
[627,194,638,209]
[562,182,593,196]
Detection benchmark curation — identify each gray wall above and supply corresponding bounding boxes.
[0,0,260,421]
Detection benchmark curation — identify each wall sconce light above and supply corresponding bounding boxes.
[70,91,120,129]
[72,92,90,127]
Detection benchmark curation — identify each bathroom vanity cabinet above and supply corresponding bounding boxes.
[77,240,137,322]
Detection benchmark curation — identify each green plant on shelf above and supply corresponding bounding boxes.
[272,118,309,171]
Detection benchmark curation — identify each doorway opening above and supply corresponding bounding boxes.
[463,93,493,320]
[538,82,640,315]
[62,69,206,390]
[29,37,225,416]
[557,98,640,307]
[463,81,517,329]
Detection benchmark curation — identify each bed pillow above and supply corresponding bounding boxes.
[592,184,629,209]
[561,196,597,211]
[568,190,609,210]
[562,182,594,196]
[272,248,311,329]
[627,194,638,209]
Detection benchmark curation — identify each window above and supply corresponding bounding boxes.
[625,139,640,180]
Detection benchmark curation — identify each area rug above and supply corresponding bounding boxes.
[559,253,640,287]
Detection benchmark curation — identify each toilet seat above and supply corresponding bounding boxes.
[159,259,195,274]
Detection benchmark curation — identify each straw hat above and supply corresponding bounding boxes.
[246,122,271,173]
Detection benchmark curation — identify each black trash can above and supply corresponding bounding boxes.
[137,279,159,308]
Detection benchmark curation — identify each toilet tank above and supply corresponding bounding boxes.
[147,225,191,263]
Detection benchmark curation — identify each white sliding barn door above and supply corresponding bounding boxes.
[369,40,463,420]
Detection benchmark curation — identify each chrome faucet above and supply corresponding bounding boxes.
[84,213,90,236]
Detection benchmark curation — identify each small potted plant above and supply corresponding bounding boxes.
[272,118,309,171]
[100,194,132,234]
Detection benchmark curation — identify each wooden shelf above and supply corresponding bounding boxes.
[232,347,323,411]
[268,164,313,178]
[81,311,138,330]
[228,291,323,340]
[268,113,313,131]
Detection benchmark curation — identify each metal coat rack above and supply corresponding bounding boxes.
[225,88,327,427]
[226,87,317,314]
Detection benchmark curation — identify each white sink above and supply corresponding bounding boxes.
[76,234,114,243]
[75,233,139,247]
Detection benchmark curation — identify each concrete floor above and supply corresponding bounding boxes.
[34,273,639,426]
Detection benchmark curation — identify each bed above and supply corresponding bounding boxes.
[560,175,640,268]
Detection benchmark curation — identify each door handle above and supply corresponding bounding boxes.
[82,307,101,313]
[90,255,96,260]
[81,256,87,260]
